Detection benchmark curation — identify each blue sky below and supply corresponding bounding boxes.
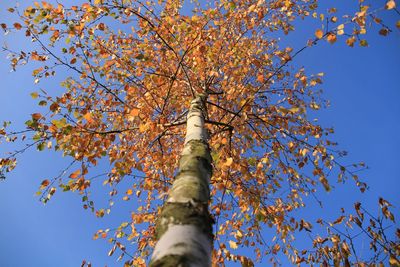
[0,1,399,266]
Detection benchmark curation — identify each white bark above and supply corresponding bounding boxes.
[184,97,208,144]
[151,224,212,266]
[150,95,212,267]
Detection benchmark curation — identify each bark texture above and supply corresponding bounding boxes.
[149,95,213,267]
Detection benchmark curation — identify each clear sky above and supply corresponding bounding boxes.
[0,1,399,266]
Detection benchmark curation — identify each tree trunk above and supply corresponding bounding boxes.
[149,95,213,267]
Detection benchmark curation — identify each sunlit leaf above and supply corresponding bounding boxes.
[385,0,396,9]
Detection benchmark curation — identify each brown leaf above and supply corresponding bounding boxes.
[13,23,22,30]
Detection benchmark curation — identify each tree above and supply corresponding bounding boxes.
[0,0,399,266]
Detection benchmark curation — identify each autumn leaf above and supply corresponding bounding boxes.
[315,29,323,39]
[229,240,238,249]
[31,113,42,120]
[346,37,356,47]
[40,179,50,190]
[319,176,331,191]
[83,112,93,123]
[3,1,398,266]
[379,28,389,36]
[129,108,140,117]
[69,169,81,179]
[108,244,116,256]
[332,216,345,225]
[224,157,233,167]
[389,255,400,266]
[13,23,22,30]
[30,92,39,99]
[337,24,344,35]
[326,33,337,44]
[360,39,368,47]
[98,23,105,31]
[385,0,396,9]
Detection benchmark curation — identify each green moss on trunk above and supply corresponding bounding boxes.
[155,202,213,240]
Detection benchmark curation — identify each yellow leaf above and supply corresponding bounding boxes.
[229,240,238,249]
[139,123,148,132]
[389,255,400,266]
[261,157,269,164]
[236,230,243,238]
[299,148,308,157]
[396,20,400,29]
[83,112,93,123]
[315,29,323,39]
[310,102,320,110]
[225,157,233,167]
[386,0,396,10]
[346,37,356,47]
[337,24,344,35]
[94,0,103,4]
[360,39,368,47]
[31,92,39,99]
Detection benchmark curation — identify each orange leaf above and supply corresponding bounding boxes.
[69,169,81,179]
[326,33,337,44]
[225,157,233,167]
[83,112,93,123]
[32,113,42,120]
[126,189,133,195]
[40,179,50,189]
[13,23,22,30]
[315,29,323,39]
[129,108,140,117]
[386,0,396,9]
[257,74,264,83]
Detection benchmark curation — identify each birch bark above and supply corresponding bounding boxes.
[149,95,213,267]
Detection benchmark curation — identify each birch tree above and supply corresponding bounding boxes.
[1,0,399,266]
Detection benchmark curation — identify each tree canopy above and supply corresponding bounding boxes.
[1,0,399,266]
